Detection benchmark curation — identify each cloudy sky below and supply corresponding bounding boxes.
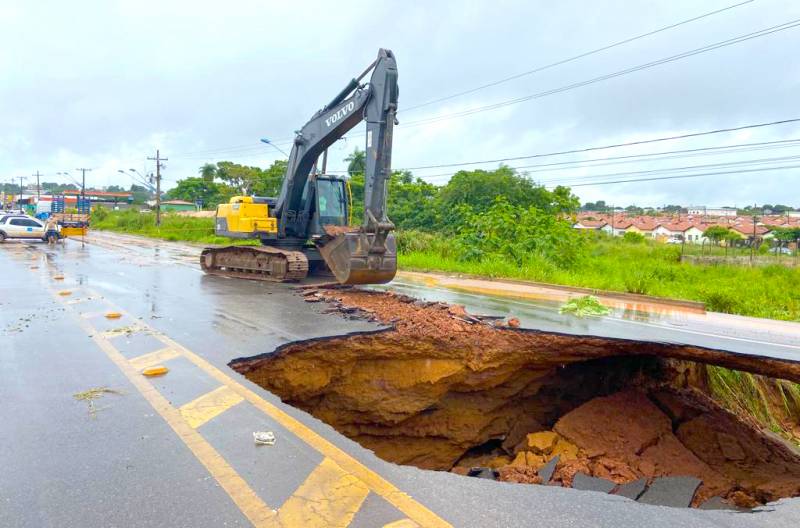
[2,0,799,207]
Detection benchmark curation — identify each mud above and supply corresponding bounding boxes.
[231,287,800,508]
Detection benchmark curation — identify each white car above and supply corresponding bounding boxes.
[0,216,50,242]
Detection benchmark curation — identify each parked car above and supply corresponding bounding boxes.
[771,246,793,255]
[0,216,51,242]
[0,213,29,224]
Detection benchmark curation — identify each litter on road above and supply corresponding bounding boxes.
[253,431,276,446]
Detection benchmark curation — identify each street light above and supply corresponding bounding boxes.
[260,138,289,158]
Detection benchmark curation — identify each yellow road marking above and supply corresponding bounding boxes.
[50,297,277,527]
[179,385,245,429]
[42,273,451,527]
[80,311,106,319]
[129,347,181,370]
[271,457,370,528]
[384,520,422,528]
[153,330,451,528]
[101,326,145,338]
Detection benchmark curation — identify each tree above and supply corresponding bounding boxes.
[106,185,125,192]
[345,148,366,177]
[165,177,216,206]
[199,163,216,183]
[703,225,731,246]
[581,200,606,211]
[213,161,285,196]
[129,184,150,205]
[251,160,286,197]
[438,166,579,225]
[387,171,440,230]
[453,196,584,268]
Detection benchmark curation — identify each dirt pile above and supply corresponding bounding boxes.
[230,287,800,507]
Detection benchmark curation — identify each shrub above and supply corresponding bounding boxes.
[622,231,646,244]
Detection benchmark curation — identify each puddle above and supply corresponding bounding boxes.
[230,287,800,509]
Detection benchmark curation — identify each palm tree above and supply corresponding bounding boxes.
[199,163,216,183]
[344,148,366,177]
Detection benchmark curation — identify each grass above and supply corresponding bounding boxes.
[91,209,257,246]
[400,233,800,321]
[706,367,800,443]
[92,212,800,321]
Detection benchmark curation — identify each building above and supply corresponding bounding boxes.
[572,219,608,231]
[687,206,738,217]
[63,190,133,208]
[161,200,197,212]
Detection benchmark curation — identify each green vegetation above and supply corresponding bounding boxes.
[100,151,800,321]
[165,160,287,208]
[559,295,611,318]
[400,231,800,321]
[706,366,800,443]
[90,207,256,245]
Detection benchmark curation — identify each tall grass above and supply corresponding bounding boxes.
[398,230,800,321]
[706,366,800,442]
[91,209,257,245]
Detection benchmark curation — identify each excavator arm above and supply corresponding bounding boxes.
[275,48,399,284]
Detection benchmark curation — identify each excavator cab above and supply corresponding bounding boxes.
[312,176,349,229]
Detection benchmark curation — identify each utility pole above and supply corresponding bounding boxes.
[147,150,167,226]
[75,168,91,211]
[18,176,27,210]
[33,170,41,201]
[750,212,758,265]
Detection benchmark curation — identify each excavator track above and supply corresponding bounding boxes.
[200,245,308,282]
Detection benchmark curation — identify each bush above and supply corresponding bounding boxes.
[622,231,646,244]
[453,197,584,268]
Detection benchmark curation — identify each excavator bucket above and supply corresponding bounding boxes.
[318,231,397,285]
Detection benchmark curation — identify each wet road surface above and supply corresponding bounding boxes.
[2,233,799,527]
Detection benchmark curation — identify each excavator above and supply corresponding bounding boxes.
[200,49,398,285]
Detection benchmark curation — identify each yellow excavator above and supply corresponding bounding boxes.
[200,49,398,285]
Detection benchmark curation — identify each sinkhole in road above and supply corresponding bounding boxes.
[230,288,800,509]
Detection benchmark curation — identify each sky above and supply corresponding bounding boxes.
[1,0,799,208]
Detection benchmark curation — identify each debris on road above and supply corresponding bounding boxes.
[253,431,276,445]
[142,365,169,377]
[105,312,122,319]
[58,290,72,296]
[73,386,122,418]
[559,295,611,318]
[52,275,64,280]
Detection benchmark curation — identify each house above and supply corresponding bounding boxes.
[161,200,197,212]
[687,206,737,217]
[663,221,706,243]
[730,224,772,241]
[609,218,633,237]
[573,219,608,231]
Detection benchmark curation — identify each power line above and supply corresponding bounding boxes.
[562,163,800,188]
[402,0,755,113]
[398,117,800,171]
[415,137,800,182]
[533,153,800,185]
[401,18,800,127]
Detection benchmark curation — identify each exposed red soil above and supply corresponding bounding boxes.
[230,286,800,508]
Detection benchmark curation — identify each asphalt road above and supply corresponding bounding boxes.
[2,234,799,528]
